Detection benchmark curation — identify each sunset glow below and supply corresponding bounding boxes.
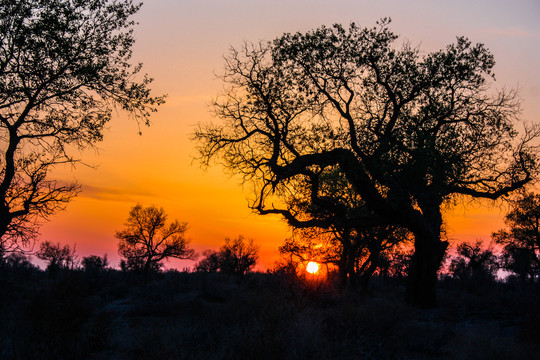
[306,262,320,274]
[36,1,540,270]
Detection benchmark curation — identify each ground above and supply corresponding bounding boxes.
[0,269,539,359]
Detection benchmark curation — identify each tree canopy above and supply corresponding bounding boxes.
[493,192,540,281]
[196,235,259,275]
[0,0,164,254]
[195,19,538,307]
[116,204,195,273]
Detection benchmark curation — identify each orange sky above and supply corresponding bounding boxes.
[39,0,540,270]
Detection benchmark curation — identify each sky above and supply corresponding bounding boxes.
[39,0,540,270]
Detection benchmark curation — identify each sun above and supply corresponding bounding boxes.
[306,261,319,274]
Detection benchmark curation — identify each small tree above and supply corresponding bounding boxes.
[196,236,259,275]
[116,204,195,273]
[492,192,540,282]
[449,241,498,282]
[36,240,77,272]
[81,254,109,273]
[0,251,35,271]
[195,250,222,272]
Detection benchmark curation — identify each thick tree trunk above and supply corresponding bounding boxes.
[0,206,11,241]
[406,232,448,308]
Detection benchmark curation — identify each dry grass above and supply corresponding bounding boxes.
[0,269,539,359]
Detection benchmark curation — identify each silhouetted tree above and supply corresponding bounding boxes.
[81,254,109,273]
[449,241,498,282]
[195,250,222,272]
[0,0,165,256]
[278,166,412,288]
[493,193,540,282]
[0,251,35,271]
[116,204,195,273]
[196,236,259,275]
[379,246,413,280]
[195,19,538,307]
[36,240,77,272]
[279,225,410,289]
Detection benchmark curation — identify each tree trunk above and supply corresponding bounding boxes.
[406,231,448,308]
[358,256,378,290]
[338,237,358,289]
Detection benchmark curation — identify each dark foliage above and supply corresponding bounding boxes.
[0,0,165,255]
[493,192,540,282]
[195,19,538,307]
[449,240,499,283]
[196,235,259,275]
[0,267,539,359]
[82,254,109,273]
[36,240,77,273]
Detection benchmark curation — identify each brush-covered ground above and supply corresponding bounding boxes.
[0,268,539,360]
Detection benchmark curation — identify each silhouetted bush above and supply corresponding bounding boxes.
[36,241,78,275]
[81,254,109,273]
[449,240,498,284]
[196,235,259,275]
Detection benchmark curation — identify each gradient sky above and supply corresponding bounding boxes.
[39,0,540,269]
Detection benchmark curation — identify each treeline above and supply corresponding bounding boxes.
[2,192,540,287]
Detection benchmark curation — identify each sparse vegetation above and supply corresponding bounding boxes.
[0,265,539,359]
[0,4,538,359]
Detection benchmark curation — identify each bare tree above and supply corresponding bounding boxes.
[36,240,77,272]
[0,0,165,255]
[116,204,195,273]
[195,20,538,307]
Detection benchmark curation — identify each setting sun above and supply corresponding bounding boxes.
[306,261,319,274]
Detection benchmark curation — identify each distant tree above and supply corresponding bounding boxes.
[195,19,538,307]
[36,240,77,272]
[81,254,109,273]
[0,251,35,271]
[219,236,259,275]
[195,250,222,272]
[196,236,259,275]
[116,204,195,273]
[449,241,498,282]
[492,193,540,282]
[0,1,165,257]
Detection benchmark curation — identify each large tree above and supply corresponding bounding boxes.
[195,20,538,307]
[0,0,164,254]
